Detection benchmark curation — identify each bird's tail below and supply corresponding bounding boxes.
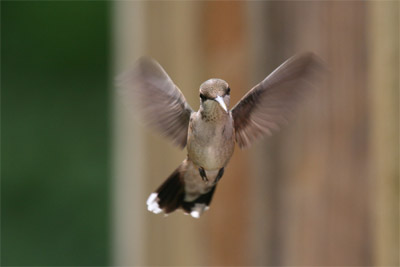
[146,162,217,218]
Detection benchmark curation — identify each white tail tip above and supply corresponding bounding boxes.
[146,193,162,214]
[189,203,207,219]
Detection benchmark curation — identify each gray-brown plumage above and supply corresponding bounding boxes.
[231,52,324,148]
[118,58,193,148]
[118,52,325,218]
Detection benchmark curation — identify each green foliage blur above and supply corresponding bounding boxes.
[1,2,111,265]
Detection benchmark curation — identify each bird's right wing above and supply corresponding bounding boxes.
[117,57,193,148]
[231,52,325,149]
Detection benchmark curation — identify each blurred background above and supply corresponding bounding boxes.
[2,1,398,266]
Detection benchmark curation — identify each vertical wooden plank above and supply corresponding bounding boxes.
[201,2,252,265]
[143,2,208,266]
[247,2,330,265]
[112,1,147,265]
[322,2,371,265]
[368,1,399,265]
[248,1,374,265]
[246,2,275,265]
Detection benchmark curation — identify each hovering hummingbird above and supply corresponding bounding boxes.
[118,52,324,218]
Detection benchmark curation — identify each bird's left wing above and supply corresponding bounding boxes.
[231,52,325,149]
[117,57,193,148]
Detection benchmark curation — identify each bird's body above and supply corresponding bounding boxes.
[187,106,235,171]
[118,52,324,218]
[183,102,235,207]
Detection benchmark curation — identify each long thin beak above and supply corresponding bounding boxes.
[214,96,228,113]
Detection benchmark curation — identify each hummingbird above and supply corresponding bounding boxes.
[118,52,324,218]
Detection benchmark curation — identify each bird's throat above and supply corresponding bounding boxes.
[200,103,229,122]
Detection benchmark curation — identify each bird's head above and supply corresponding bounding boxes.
[199,79,230,114]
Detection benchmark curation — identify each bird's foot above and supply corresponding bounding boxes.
[214,167,224,184]
[199,167,208,183]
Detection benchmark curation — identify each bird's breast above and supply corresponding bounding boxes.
[187,113,235,170]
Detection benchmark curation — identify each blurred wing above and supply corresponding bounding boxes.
[117,57,193,148]
[231,52,325,149]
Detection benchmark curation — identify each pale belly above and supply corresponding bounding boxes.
[182,160,220,201]
[187,118,235,170]
[188,144,233,170]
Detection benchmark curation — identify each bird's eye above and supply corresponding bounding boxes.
[226,87,231,95]
[200,93,207,101]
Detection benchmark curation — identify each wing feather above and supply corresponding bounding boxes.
[231,52,325,149]
[117,57,193,148]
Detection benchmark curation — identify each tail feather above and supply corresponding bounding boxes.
[154,168,185,214]
[146,163,218,218]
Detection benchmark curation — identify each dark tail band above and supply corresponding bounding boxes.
[146,165,218,218]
